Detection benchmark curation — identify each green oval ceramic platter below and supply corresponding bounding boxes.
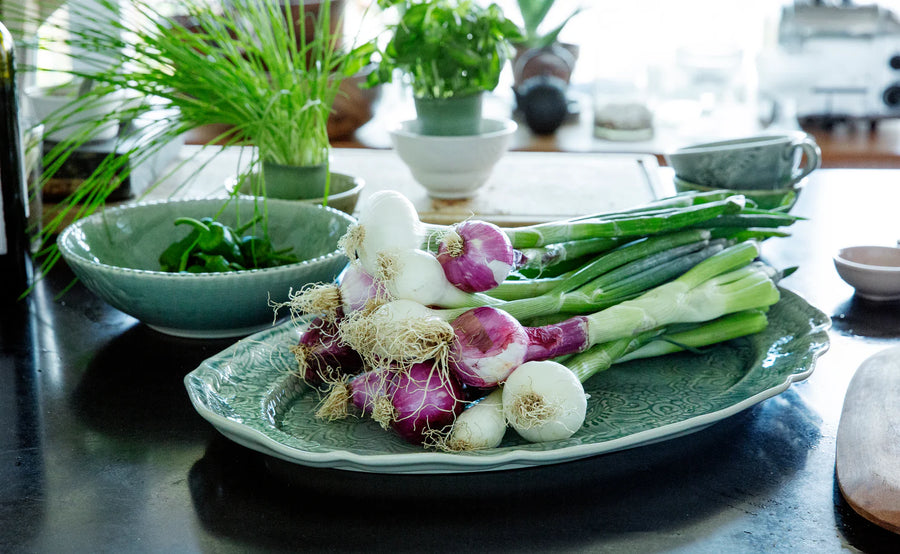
[184,288,831,474]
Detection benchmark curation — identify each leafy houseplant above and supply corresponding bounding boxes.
[12,0,374,273]
[369,0,520,136]
[511,0,582,87]
[513,0,581,51]
[508,1,582,135]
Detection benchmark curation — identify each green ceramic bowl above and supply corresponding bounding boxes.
[673,175,804,211]
[230,172,365,215]
[57,197,354,338]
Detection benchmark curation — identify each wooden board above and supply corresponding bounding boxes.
[43,147,671,230]
[329,150,671,226]
[836,345,900,534]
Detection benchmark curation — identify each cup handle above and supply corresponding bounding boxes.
[789,135,822,185]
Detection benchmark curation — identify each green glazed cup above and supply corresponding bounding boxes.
[665,133,821,190]
[260,161,329,200]
[413,93,484,136]
[233,171,364,215]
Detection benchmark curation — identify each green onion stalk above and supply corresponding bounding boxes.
[444,308,770,450]
[338,240,782,379]
[341,190,798,308]
[499,195,750,248]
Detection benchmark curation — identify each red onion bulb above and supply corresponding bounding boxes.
[339,264,386,314]
[389,362,464,445]
[437,220,515,293]
[449,306,590,388]
[292,316,363,386]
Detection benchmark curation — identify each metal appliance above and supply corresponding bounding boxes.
[758,0,900,128]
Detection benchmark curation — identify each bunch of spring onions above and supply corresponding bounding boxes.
[283,189,799,450]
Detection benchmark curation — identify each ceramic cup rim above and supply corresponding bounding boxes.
[834,245,900,273]
[671,133,806,155]
[390,117,517,141]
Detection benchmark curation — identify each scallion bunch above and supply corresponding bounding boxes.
[286,189,801,450]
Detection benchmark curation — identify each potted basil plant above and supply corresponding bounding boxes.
[369,0,521,136]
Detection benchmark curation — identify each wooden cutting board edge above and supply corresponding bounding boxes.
[835,344,900,535]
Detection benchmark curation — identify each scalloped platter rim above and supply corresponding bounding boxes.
[184,288,831,474]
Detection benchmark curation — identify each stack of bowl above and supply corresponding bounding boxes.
[665,132,821,211]
[389,118,517,199]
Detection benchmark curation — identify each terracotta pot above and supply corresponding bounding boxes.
[328,66,380,140]
[176,1,370,142]
[513,42,579,87]
[282,0,346,63]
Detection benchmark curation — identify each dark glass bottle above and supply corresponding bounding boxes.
[0,20,31,302]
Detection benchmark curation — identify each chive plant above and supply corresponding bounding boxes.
[10,0,376,276]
